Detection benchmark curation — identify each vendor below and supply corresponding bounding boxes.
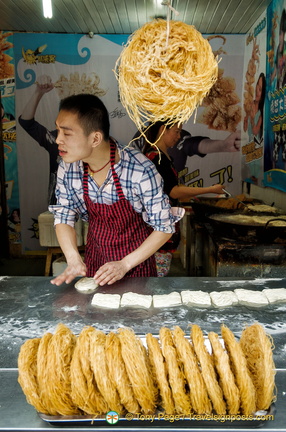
[141,121,226,205]
[49,94,184,286]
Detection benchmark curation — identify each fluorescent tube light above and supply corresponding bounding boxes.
[42,0,53,18]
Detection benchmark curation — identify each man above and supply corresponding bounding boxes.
[49,94,184,286]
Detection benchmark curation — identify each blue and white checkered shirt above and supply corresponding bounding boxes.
[49,142,184,233]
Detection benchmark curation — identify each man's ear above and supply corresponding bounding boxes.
[91,131,103,147]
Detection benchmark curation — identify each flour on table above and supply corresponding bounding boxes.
[74,277,98,293]
[153,291,182,308]
[262,288,286,304]
[121,292,152,309]
[210,291,239,308]
[234,289,269,308]
[91,293,121,309]
[181,290,211,308]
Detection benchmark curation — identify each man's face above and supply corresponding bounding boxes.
[55,110,94,163]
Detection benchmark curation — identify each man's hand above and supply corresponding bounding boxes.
[94,260,130,286]
[50,257,86,286]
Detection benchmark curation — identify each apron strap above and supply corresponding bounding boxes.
[110,140,125,200]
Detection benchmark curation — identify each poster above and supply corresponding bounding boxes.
[241,13,267,187]
[264,0,286,191]
[0,31,21,253]
[176,35,245,197]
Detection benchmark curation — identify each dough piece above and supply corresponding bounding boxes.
[146,333,175,414]
[159,327,191,415]
[91,293,121,309]
[208,331,240,414]
[121,292,152,309]
[234,289,269,308]
[210,291,239,308]
[153,291,182,308]
[75,277,98,293]
[181,290,211,308]
[262,288,286,304]
[240,323,276,411]
[191,324,226,414]
[105,332,140,413]
[172,326,212,414]
[221,324,256,415]
[118,327,157,414]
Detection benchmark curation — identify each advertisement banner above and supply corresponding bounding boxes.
[264,0,286,192]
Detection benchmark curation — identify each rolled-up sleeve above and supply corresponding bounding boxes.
[136,163,185,233]
[48,161,88,227]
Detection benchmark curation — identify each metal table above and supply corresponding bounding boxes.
[0,275,285,431]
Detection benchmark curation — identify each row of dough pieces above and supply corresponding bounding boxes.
[89,287,286,309]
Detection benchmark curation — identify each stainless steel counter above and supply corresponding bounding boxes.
[0,275,286,431]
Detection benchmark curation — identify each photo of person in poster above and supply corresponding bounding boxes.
[264,1,286,190]
[243,72,266,184]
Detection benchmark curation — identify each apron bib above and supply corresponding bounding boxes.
[83,141,157,277]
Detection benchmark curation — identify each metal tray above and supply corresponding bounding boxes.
[39,404,276,428]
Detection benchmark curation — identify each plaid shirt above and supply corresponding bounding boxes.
[49,142,184,233]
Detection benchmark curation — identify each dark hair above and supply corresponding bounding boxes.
[59,94,110,140]
[142,121,172,154]
[256,73,266,139]
[280,9,286,34]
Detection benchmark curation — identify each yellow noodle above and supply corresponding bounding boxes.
[70,326,108,414]
[208,331,240,414]
[240,323,276,410]
[45,323,78,415]
[191,325,226,414]
[221,325,256,415]
[118,327,157,414]
[37,332,58,415]
[159,327,191,415]
[146,333,175,415]
[105,332,140,413]
[18,338,48,414]
[115,19,218,135]
[89,329,123,414]
[172,326,212,414]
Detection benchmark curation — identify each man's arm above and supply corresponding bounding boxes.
[94,230,172,286]
[198,131,241,154]
[50,223,86,286]
[21,75,54,120]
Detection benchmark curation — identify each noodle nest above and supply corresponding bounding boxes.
[115,19,218,133]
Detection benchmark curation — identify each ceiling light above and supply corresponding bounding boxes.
[42,0,53,18]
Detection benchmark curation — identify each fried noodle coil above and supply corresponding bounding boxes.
[18,338,48,414]
[159,327,191,415]
[221,325,256,415]
[70,326,108,414]
[146,332,175,414]
[89,329,123,414]
[45,323,78,415]
[172,326,212,414]
[240,323,276,410]
[118,327,157,414]
[208,331,240,414]
[105,332,140,413]
[191,324,226,414]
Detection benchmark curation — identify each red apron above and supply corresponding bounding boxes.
[83,141,157,277]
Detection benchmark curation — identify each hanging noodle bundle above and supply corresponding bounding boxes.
[114,19,218,135]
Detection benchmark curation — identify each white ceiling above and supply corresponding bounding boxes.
[0,0,272,35]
